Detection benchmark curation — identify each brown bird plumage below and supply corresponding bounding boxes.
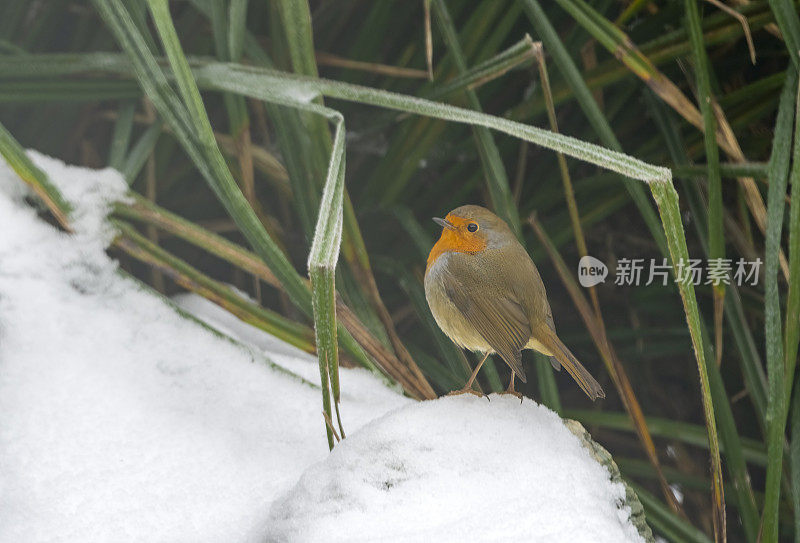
[424,205,605,400]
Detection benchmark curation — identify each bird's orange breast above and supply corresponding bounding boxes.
[426,215,487,270]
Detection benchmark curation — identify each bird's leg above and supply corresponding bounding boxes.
[500,372,523,401]
[447,352,490,399]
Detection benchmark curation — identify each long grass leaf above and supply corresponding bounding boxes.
[785,76,800,409]
[534,37,682,512]
[686,0,726,375]
[768,0,800,67]
[762,65,798,543]
[649,178,726,543]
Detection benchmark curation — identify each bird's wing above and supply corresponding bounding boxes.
[441,258,530,382]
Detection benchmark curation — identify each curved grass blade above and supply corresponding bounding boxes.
[307,114,346,449]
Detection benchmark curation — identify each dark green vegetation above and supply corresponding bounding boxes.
[0,1,798,541]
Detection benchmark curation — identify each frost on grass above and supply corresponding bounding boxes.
[267,395,645,543]
[0,155,405,542]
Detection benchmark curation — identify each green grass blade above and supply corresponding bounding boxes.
[108,100,136,169]
[672,162,769,179]
[762,65,798,543]
[121,119,163,184]
[768,0,800,67]
[646,83,761,539]
[786,102,800,535]
[706,331,760,540]
[427,36,536,100]
[685,0,725,370]
[270,0,434,400]
[310,264,336,449]
[534,353,562,414]
[649,178,726,541]
[785,76,800,406]
[228,0,247,62]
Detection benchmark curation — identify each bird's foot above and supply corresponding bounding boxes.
[501,374,524,403]
[447,387,489,400]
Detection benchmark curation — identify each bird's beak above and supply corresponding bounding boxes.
[433,217,456,230]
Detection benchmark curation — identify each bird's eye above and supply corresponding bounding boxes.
[467,222,478,232]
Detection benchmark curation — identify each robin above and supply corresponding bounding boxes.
[424,205,605,401]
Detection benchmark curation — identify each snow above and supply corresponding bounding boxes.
[0,153,645,543]
[0,154,406,542]
[267,395,643,543]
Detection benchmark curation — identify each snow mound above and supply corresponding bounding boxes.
[267,395,645,543]
[0,155,406,543]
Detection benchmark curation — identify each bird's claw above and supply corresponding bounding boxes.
[447,388,490,401]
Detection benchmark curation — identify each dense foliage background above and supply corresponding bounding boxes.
[1,1,799,541]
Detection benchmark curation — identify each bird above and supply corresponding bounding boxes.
[424,205,605,401]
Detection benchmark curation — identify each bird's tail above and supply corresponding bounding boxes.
[537,328,605,401]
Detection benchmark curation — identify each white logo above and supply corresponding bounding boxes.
[578,256,608,287]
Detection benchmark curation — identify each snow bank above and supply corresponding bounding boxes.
[0,154,406,543]
[267,395,644,543]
